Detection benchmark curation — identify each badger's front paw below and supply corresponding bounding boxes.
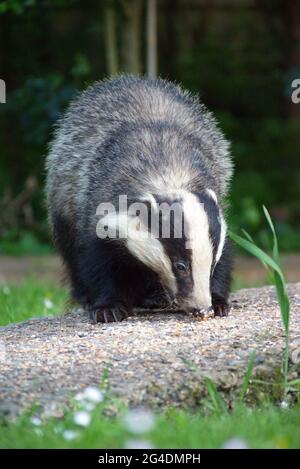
[90,305,131,324]
[213,300,230,317]
[142,290,171,309]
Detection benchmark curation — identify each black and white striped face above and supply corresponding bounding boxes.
[98,189,226,312]
[125,189,226,312]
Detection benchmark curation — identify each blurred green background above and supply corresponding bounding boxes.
[0,0,300,256]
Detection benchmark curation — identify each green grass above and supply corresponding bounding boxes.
[0,230,53,256]
[0,277,68,326]
[0,401,300,449]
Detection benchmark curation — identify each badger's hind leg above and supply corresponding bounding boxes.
[211,238,233,317]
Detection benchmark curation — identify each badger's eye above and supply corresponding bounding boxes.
[174,261,189,274]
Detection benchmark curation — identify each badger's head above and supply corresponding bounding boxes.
[97,189,226,314]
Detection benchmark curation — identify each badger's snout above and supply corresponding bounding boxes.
[190,306,213,317]
[175,295,212,314]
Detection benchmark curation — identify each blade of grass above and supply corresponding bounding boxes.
[241,229,255,244]
[204,378,227,415]
[239,351,256,403]
[262,207,290,393]
[242,228,270,272]
[263,206,279,264]
[273,271,290,335]
[228,231,283,279]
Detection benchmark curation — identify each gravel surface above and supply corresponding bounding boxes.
[1,284,300,418]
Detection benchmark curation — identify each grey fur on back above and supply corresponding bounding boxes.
[46,75,233,234]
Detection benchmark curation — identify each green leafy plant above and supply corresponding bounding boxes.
[229,206,291,395]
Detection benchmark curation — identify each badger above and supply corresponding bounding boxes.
[46,75,233,323]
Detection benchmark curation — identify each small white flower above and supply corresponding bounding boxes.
[74,392,85,402]
[44,298,54,309]
[31,416,42,426]
[280,400,289,410]
[74,411,91,427]
[83,386,104,404]
[125,439,154,449]
[63,430,79,441]
[123,408,155,434]
[2,286,10,295]
[222,437,248,449]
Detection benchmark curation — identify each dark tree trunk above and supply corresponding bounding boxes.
[120,0,142,74]
[146,0,157,77]
[104,1,119,76]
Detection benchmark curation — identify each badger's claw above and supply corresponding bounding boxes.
[90,306,131,324]
[213,301,230,317]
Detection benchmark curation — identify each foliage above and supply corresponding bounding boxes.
[0,0,36,15]
[6,74,75,146]
[0,1,299,252]
[0,229,53,255]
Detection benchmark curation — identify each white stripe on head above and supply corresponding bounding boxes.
[216,212,226,264]
[206,188,218,203]
[205,189,227,264]
[98,210,177,296]
[127,234,177,295]
[182,192,213,309]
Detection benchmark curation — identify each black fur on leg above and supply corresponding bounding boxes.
[52,213,90,306]
[211,237,233,317]
[75,236,161,323]
[52,213,163,323]
[138,284,172,309]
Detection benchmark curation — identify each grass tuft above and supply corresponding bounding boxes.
[229,206,291,395]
